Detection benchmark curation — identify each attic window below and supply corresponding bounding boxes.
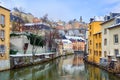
[116,18,120,24]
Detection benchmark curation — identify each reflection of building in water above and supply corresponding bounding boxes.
[61,55,85,80]
[85,64,119,80]
[62,55,84,74]
[72,54,84,66]
[86,64,101,80]
[58,57,64,75]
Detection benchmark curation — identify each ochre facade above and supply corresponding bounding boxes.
[88,21,102,64]
[0,6,10,71]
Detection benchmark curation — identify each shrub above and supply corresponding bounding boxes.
[10,49,18,55]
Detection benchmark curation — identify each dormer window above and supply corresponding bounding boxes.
[116,18,120,24]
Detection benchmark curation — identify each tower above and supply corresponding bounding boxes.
[80,16,82,23]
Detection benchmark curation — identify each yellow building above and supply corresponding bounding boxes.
[88,20,102,64]
[93,32,102,64]
[0,6,10,71]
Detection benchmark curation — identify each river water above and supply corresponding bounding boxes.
[0,54,119,80]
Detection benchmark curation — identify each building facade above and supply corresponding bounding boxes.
[108,25,120,58]
[101,19,114,58]
[101,16,120,59]
[12,10,34,23]
[88,20,103,64]
[93,32,102,64]
[0,6,10,71]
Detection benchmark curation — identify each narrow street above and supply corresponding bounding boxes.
[0,54,119,80]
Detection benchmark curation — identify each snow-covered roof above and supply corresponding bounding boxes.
[112,59,117,61]
[24,23,51,30]
[24,22,49,26]
[116,55,120,58]
[65,36,85,41]
[108,23,120,29]
[62,39,72,44]
[55,39,72,44]
[94,16,104,21]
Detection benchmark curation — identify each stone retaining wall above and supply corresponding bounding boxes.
[0,60,10,71]
[10,53,56,69]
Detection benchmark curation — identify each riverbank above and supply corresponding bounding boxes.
[9,52,73,70]
[84,60,120,77]
[1,54,120,80]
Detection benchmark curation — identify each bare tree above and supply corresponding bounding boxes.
[41,14,61,51]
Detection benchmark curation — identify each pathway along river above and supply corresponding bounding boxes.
[0,54,120,80]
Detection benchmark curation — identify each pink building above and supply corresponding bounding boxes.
[65,36,85,52]
[72,41,85,51]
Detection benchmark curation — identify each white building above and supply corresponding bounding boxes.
[101,15,120,59]
[85,29,89,54]
[108,24,120,57]
[10,33,46,54]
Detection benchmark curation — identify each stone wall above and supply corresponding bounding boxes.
[0,60,10,71]
[10,53,56,69]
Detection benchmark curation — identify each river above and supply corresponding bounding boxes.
[0,54,119,80]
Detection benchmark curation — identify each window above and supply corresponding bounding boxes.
[104,29,107,34]
[116,18,120,24]
[94,51,96,55]
[114,34,119,44]
[0,45,5,54]
[114,49,119,56]
[99,43,101,48]
[104,51,107,57]
[99,51,101,56]
[96,43,98,48]
[0,14,5,25]
[99,34,101,38]
[104,39,107,45]
[0,30,5,39]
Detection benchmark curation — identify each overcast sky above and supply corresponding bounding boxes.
[0,0,120,22]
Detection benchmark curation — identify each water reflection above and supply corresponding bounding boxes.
[61,54,85,80]
[0,54,119,80]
